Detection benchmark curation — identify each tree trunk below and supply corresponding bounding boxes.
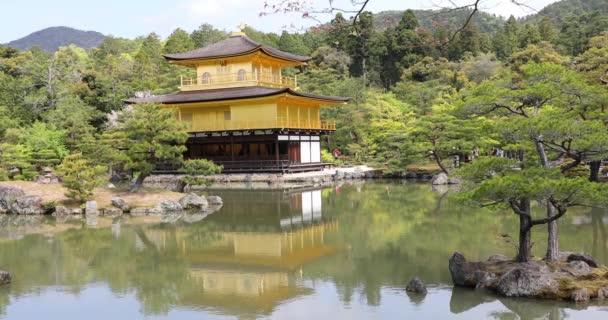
[517,199,533,263]
[432,150,449,175]
[545,203,559,261]
[534,139,560,262]
[129,173,148,193]
[589,160,601,182]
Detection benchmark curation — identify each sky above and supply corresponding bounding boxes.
[0,0,560,43]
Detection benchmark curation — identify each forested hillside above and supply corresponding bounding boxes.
[6,27,106,53]
[0,0,607,181]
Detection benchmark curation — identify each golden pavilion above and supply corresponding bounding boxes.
[127,27,349,173]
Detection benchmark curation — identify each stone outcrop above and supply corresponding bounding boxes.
[157,200,183,213]
[597,287,608,300]
[571,288,590,302]
[0,270,10,285]
[449,252,608,302]
[567,253,601,268]
[0,184,25,213]
[206,196,223,206]
[111,197,130,212]
[405,277,427,294]
[567,260,592,276]
[432,173,449,185]
[496,262,558,298]
[53,206,71,217]
[179,193,208,210]
[12,195,44,215]
[449,252,487,287]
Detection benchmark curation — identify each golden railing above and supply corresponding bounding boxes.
[184,118,336,132]
[180,71,297,90]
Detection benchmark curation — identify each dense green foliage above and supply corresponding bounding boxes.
[0,1,606,189]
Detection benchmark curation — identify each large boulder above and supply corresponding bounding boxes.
[0,184,25,213]
[179,193,208,210]
[567,260,593,277]
[449,252,486,287]
[157,200,183,213]
[206,196,223,206]
[496,262,558,298]
[567,253,601,268]
[432,173,449,185]
[405,277,427,294]
[11,195,44,215]
[53,206,71,217]
[111,197,130,212]
[0,270,10,285]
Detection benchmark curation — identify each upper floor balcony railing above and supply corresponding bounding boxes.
[184,118,336,132]
[180,71,297,91]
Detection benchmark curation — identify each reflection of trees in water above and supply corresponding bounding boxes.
[0,183,607,317]
[451,286,571,320]
[591,208,607,263]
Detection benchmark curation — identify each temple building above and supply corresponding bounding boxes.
[127,27,349,173]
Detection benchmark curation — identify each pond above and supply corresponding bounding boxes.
[0,181,607,319]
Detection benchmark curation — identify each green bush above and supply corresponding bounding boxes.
[321,149,335,163]
[56,153,107,202]
[179,159,223,176]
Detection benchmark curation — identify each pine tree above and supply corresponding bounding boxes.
[112,104,188,192]
[56,153,107,202]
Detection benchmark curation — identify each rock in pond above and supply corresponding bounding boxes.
[0,184,25,213]
[111,197,130,212]
[0,270,10,285]
[206,196,223,206]
[53,206,71,217]
[597,287,608,300]
[567,253,601,268]
[496,261,558,298]
[12,195,44,215]
[405,277,427,294]
[571,288,590,302]
[567,260,592,276]
[179,193,208,210]
[432,173,449,185]
[449,252,486,287]
[157,200,183,213]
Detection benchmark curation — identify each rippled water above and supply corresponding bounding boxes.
[0,181,607,319]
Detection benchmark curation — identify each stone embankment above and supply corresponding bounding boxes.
[0,183,223,219]
[449,252,608,302]
[144,166,384,190]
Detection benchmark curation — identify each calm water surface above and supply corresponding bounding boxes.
[0,181,607,319]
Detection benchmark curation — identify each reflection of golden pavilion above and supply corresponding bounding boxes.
[142,195,338,316]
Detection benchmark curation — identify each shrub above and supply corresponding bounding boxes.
[180,159,223,176]
[56,153,107,202]
[321,149,335,163]
[178,159,222,190]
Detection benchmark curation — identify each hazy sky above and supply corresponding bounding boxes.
[1,0,560,43]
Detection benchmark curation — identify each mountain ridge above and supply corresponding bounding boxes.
[5,26,105,53]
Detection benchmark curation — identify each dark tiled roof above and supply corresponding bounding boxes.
[163,35,311,63]
[125,86,349,104]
